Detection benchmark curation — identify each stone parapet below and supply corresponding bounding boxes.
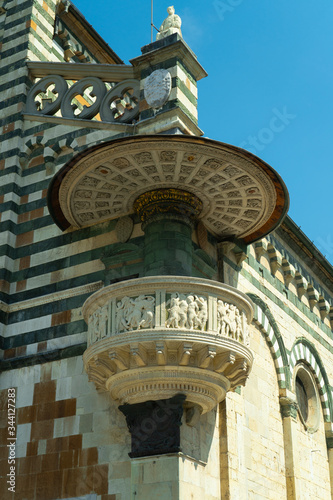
[82,276,254,413]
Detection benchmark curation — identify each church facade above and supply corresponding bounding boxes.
[1,1,333,499]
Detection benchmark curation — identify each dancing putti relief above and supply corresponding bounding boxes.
[166,293,208,330]
[116,295,155,332]
[217,300,248,344]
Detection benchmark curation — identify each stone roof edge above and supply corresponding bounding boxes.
[278,215,333,287]
[62,0,124,65]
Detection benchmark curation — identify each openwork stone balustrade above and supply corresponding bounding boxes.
[25,75,140,123]
[82,276,254,412]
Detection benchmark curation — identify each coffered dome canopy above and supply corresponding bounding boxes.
[48,135,289,244]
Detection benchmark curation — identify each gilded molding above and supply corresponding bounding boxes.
[133,188,202,223]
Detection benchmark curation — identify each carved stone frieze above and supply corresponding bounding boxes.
[217,300,248,344]
[83,276,254,412]
[116,295,155,332]
[165,293,208,331]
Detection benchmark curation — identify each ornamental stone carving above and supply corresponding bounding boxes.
[88,303,109,344]
[116,295,155,332]
[100,79,140,123]
[61,76,107,119]
[144,69,172,109]
[25,76,140,123]
[166,293,207,330]
[217,300,248,344]
[115,216,134,243]
[25,75,68,115]
[133,188,202,224]
[82,276,254,413]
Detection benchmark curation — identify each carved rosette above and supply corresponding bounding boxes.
[83,276,254,413]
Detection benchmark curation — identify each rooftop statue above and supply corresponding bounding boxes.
[156,6,182,40]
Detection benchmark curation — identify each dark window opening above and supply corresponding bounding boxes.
[109,273,139,285]
[296,375,308,422]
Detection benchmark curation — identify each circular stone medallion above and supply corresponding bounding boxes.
[144,69,172,109]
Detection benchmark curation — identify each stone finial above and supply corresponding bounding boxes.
[156,6,182,40]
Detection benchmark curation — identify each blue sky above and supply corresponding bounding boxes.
[74,0,333,263]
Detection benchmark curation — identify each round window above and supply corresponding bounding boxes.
[296,375,308,422]
[294,365,320,433]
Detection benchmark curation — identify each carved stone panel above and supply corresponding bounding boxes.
[85,282,249,346]
[116,295,155,332]
[165,293,208,331]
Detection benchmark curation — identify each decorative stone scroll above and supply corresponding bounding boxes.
[83,276,254,413]
[25,75,140,123]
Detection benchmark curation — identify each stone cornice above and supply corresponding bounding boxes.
[57,2,123,64]
[280,217,333,290]
[27,61,134,82]
[130,35,208,82]
[23,113,133,131]
[0,281,103,314]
